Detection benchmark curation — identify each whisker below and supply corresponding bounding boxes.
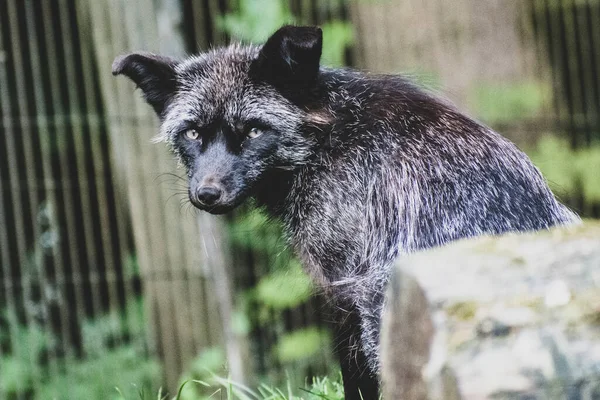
[166,191,187,206]
[154,172,187,183]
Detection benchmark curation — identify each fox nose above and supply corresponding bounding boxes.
[195,185,222,206]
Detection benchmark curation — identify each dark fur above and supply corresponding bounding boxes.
[113,26,579,399]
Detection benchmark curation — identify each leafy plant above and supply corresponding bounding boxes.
[527,136,600,203]
[219,0,294,43]
[229,209,313,317]
[176,347,228,400]
[37,346,161,400]
[254,260,313,311]
[275,327,331,363]
[0,299,160,400]
[219,0,353,67]
[320,21,353,67]
[469,80,548,124]
[0,310,50,396]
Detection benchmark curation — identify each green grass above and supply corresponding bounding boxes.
[0,299,161,400]
[118,373,347,400]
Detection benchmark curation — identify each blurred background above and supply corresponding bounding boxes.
[0,0,598,398]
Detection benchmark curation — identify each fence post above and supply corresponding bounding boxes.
[83,0,246,390]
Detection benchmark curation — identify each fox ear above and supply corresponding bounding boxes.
[112,52,178,116]
[252,25,322,86]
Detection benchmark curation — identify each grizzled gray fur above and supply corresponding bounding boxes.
[113,26,579,399]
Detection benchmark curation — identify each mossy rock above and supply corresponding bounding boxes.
[383,221,600,400]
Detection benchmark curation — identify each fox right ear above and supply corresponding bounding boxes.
[112,52,178,116]
[252,25,323,87]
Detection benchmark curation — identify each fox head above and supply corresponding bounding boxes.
[113,26,328,214]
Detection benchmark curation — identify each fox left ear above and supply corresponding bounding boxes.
[252,25,323,86]
[112,52,178,116]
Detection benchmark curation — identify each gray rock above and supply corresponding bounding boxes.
[381,222,600,400]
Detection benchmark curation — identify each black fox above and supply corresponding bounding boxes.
[113,26,578,399]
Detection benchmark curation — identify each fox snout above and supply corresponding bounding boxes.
[190,184,223,208]
[188,176,230,213]
[187,171,248,214]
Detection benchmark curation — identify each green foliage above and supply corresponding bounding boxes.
[190,347,227,374]
[527,136,600,202]
[402,70,443,91]
[0,299,161,400]
[219,0,294,43]
[51,299,161,400]
[228,209,334,379]
[228,208,334,377]
[82,298,148,356]
[576,146,600,202]
[230,210,328,365]
[254,260,313,311]
[275,327,331,363]
[219,0,353,68]
[533,0,600,8]
[0,311,50,395]
[528,136,578,194]
[229,208,289,265]
[125,253,141,279]
[38,347,161,400]
[174,373,346,400]
[176,347,341,399]
[0,356,36,395]
[469,81,548,124]
[176,347,228,400]
[320,21,353,67]
[230,209,313,315]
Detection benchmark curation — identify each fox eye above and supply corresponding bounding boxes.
[246,127,263,139]
[184,129,200,140]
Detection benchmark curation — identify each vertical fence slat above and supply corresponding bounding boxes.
[0,132,24,400]
[48,0,110,355]
[589,0,600,133]
[86,0,163,381]
[38,1,92,374]
[146,0,200,371]
[531,0,553,122]
[57,0,128,357]
[207,0,226,44]
[20,0,67,389]
[72,0,139,353]
[73,0,147,361]
[83,0,242,390]
[117,0,184,388]
[0,181,12,400]
[4,1,47,395]
[0,7,39,398]
[190,0,210,49]
[572,0,596,145]
[561,0,584,146]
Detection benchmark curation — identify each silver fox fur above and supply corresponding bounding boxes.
[113,26,579,398]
